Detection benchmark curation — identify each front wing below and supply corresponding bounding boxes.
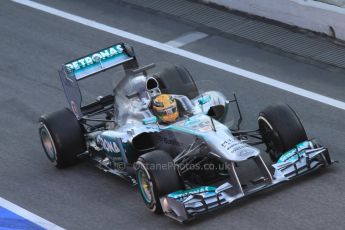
[160,143,333,222]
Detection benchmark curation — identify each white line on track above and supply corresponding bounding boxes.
[165,32,208,48]
[11,0,345,111]
[0,197,65,230]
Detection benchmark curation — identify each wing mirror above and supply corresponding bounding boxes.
[207,105,225,120]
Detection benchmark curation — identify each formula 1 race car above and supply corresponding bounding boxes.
[39,43,333,222]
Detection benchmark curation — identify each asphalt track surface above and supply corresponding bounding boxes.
[0,0,345,229]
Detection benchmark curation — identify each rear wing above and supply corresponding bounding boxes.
[59,43,138,119]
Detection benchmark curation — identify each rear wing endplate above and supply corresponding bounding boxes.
[59,43,138,119]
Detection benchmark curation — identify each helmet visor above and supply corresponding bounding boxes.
[156,106,177,116]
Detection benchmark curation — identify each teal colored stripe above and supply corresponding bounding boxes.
[73,53,129,77]
[162,125,202,137]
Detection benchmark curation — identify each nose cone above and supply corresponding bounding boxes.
[206,130,260,162]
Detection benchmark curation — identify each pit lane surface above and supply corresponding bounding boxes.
[0,0,345,229]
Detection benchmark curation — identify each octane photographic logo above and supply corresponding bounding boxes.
[65,44,124,72]
[96,135,121,153]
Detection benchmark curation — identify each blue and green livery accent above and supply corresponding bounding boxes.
[277,141,311,164]
[168,186,217,201]
[143,116,158,125]
[198,95,211,105]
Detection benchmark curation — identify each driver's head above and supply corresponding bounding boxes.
[152,94,179,123]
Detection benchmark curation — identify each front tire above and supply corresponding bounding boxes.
[136,150,181,214]
[39,108,86,168]
[258,103,308,162]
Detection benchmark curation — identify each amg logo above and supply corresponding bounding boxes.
[96,136,121,153]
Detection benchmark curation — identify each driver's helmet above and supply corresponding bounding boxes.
[152,94,179,123]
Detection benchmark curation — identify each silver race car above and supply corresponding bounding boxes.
[39,43,334,222]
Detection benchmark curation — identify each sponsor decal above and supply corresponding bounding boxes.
[221,139,256,157]
[65,44,124,72]
[96,135,121,153]
[180,115,212,132]
[238,148,254,157]
[222,139,246,153]
[197,121,213,132]
[168,186,216,201]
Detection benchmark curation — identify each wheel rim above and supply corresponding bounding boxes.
[40,125,57,162]
[138,169,153,204]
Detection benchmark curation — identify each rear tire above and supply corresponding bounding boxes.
[155,64,198,99]
[258,103,307,162]
[39,108,86,168]
[136,150,181,214]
